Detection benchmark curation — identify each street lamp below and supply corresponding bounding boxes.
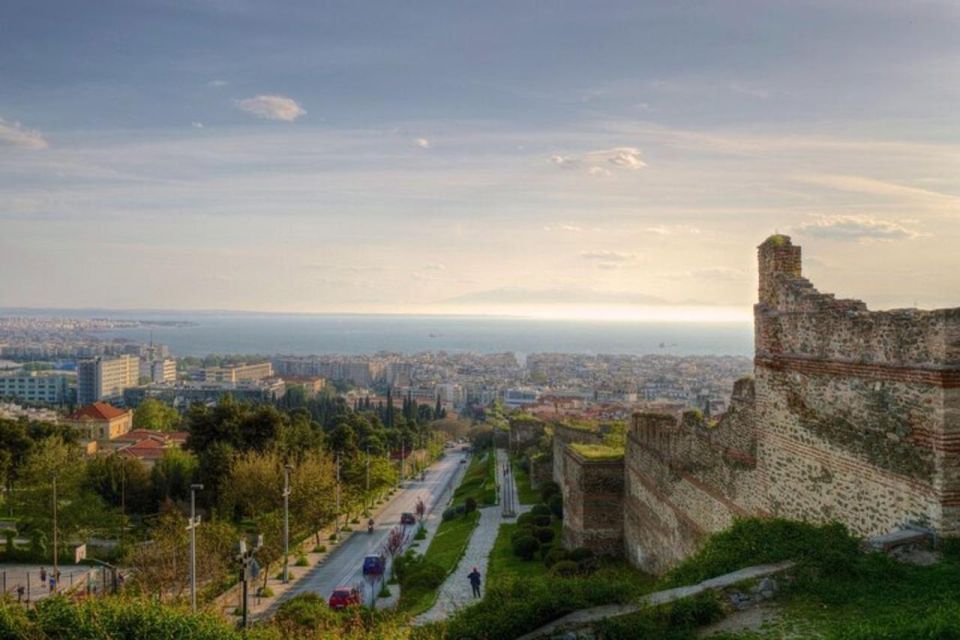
[51,475,58,592]
[236,534,264,629]
[282,464,292,584]
[365,446,371,515]
[188,483,204,613]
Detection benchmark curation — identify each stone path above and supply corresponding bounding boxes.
[416,448,531,624]
[514,561,795,640]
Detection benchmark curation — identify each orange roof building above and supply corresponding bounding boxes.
[66,402,133,443]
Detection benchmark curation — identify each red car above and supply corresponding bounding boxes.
[328,586,361,610]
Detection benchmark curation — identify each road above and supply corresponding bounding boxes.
[262,446,469,615]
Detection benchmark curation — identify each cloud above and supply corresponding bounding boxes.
[191,121,204,129]
[549,147,646,175]
[543,224,584,232]
[446,287,664,305]
[235,95,306,121]
[414,137,430,149]
[0,118,48,150]
[422,263,445,271]
[794,215,922,241]
[687,267,745,282]
[208,80,229,87]
[580,250,635,262]
[645,224,702,236]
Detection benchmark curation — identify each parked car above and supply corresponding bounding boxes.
[459,457,467,464]
[328,586,361,610]
[362,555,384,576]
[400,512,416,525]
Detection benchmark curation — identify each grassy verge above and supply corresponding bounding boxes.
[510,457,539,505]
[396,510,481,615]
[452,448,496,506]
[487,522,559,586]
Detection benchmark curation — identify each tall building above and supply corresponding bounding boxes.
[77,355,139,405]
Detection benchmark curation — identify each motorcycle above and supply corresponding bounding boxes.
[367,520,375,534]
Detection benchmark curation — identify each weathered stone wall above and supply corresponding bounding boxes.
[552,424,604,485]
[560,446,625,556]
[613,234,960,574]
[509,416,546,454]
[623,382,760,573]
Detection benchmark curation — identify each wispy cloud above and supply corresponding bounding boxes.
[235,95,306,121]
[549,146,647,175]
[794,174,960,207]
[0,118,48,150]
[543,225,584,232]
[446,286,664,305]
[645,224,701,236]
[208,79,229,88]
[794,215,922,242]
[414,137,430,149]
[580,250,635,262]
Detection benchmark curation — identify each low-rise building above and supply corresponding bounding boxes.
[124,378,286,408]
[201,361,273,383]
[66,402,133,443]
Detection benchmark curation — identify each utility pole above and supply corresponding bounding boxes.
[52,475,58,591]
[188,483,204,613]
[119,461,126,550]
[282,464,292,584]
[365,446,370,515]
[401,437,405,483]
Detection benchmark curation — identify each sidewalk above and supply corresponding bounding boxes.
[416,448,531,623]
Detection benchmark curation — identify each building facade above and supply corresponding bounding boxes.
[201,361,273,383]
[76,355,139,405]
[0,371,74,405]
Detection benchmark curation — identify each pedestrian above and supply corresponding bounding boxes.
[39,567,46,583]
[16,585,24,603]
[468,567,482,598]
[48,576,55,592]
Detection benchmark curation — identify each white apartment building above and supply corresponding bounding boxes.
[77,354,139,405]
[0,371,74,405]
[140,358,177,383]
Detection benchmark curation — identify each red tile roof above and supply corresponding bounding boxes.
[68,402,130,422]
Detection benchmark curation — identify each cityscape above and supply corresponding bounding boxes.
[2,1,959,639]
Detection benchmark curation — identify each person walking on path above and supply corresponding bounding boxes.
[468,567,482,598]
[39,567,46,584]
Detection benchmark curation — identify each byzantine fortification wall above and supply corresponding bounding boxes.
[526,235,960,573]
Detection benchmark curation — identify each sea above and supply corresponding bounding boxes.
[82,313,754,359]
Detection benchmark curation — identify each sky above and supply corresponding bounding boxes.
[1,0,958,320]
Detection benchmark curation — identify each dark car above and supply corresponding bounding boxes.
[328,586,361,610]
[459,457,467,464]
[400,512,416,525]
[362,555,384,576]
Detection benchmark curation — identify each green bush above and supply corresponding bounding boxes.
[539,480,561,503]
[516,513,535,527]
[548,493,563,518]
[530,504,552,517]
[259,586,275,597]
[275,592,339,629]
[414,526,427,540]
[511,525,535,544]
[295,555,309,567]
[533,514,552,527]
[550,560,579,577]
[533,527,555,544]
[512,535,540,561]
[465,496,478,513]
[314,544,327,553]
[442,508,458,521]
[664,518,860,587]
[543,547,570,568]
[569,547,594,563]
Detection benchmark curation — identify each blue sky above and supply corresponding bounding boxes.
[1,1,958,318]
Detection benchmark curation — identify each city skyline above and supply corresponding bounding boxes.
[2,1,959,320]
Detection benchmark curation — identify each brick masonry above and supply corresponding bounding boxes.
[559,446,625,556]
[548,235,960,573]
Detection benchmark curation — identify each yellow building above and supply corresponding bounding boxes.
[66,402,134,443]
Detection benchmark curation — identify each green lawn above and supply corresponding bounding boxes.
[396,509,480,615]
[511,457,539,505]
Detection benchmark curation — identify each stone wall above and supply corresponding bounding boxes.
[552,424,605,485]
[560,446,625,556]
[509,415,546,454]
[572,234,960,574]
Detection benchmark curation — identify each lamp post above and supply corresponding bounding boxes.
[236,534,263,630]
[282,464,292,584]
[188,483,204,613]
[365,446,370,515]
[51,475,58,591]
[335,453,341,538]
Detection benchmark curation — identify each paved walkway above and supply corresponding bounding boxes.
[514,561,796,640]
[416,448,531,623]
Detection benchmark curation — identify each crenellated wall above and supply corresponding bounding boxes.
[559,447,625,556]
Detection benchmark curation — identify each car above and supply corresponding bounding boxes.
[362,555,384,576]
[328,586,361,610]
[400,512,416,525]
[459,458,467,464]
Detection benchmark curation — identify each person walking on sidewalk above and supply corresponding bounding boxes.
[468,567,482,598]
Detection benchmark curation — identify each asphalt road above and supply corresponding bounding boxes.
[263,446,469,614]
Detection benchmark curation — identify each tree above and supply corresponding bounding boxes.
[133,398,181,431]
[87,454,153,516]
[381,526,408,581]
[220,450,283,521]
[289,451,337,546]
[150,448,199,505]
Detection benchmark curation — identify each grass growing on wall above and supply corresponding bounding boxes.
[568,442,624,461]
